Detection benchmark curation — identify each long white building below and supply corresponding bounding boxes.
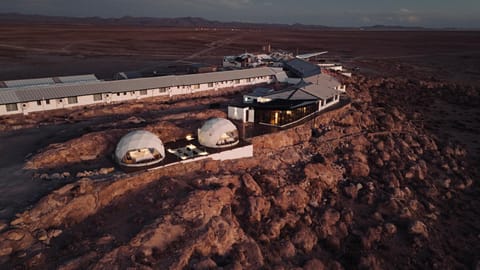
[0,67,286,116]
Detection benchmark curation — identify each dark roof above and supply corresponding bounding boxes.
[284,58,321,78]
[252,99,316,110]
[245,87,274,97]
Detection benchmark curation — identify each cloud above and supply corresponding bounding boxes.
[396,9,421,23]
[361,16,371,23]
[353,8,423,25]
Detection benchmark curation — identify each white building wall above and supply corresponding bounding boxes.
[0,73,277,116]
[209,144,253,161]
[228,106,248,122]
[319,94,340,111]
[248,110,255,123]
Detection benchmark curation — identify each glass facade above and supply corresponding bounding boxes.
[254,102,318,126]
[216,130,239,147]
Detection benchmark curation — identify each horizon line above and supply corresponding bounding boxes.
[1,12,479,31]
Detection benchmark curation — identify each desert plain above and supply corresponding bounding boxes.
[0,23,479,269]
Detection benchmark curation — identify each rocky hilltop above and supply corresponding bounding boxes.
[0,72,479,269]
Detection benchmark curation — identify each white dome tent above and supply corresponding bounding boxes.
[115,130,165,167]
[198,118,239,148]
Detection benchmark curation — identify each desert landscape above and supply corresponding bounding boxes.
[0,22,479,269]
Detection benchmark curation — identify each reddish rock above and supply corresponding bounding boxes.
[361,226,383,249]
[346,160,370,178]
[267,214,300,239]
[248,196,271,223]
[232,241,265,269]
[242,173,263,196]
[274,186,309,213]
[6,229,26,241]
[304,163,340,188]
[175,187,234,225]
[204,160,220,173]
[277,240,296,258]
[384,223,397,235]
[409,220,428,238]
[292,227,318,252]
[343,184,360,199]
[193,258,217,270]
[359,254,383,270]
[322,208,341,227]
[303,258,326,270]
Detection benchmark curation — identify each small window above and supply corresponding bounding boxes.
[234,79,240,84]
[5,103,18,112]
[37,100,42,106]
[58,99,63,103]
[140,90,148,95]
[246,78,251,82]
[117,93,120,96]
[93,94,103,101]
[123,92,127,96]
[67,96,78,104]
[192,84,200,89]
[208,82,214,87]
[159,87,167,93]
[46,99,50,104]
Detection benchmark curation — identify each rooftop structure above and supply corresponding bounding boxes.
[243,87,274,103]
[222,50,295,69]
[296,51,329,60]
[228,72,344,127]
[1,74,99,88]
[283,58,321,78]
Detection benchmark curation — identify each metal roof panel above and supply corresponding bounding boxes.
[0,67,276,105]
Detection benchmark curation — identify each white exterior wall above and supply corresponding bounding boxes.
[335,85,347,92]
[248,110,255,123]
[151,144,253,171]
[1,74,276,116]
[110,91,136,102]
[0,105,9,116]
[228,106,248,122]
[319,94,340,111]
[209,144,253,161]
[64,95,91,109]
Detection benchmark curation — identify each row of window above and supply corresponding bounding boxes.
[3,76,274,112]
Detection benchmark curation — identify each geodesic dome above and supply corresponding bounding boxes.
[198,118,239,148]
[115,130,165,167]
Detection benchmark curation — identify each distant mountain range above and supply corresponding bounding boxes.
[0,13,442,31]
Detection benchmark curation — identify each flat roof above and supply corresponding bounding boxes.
[0,67,278,105]
[1,74,99,88]
[284,58,321,78]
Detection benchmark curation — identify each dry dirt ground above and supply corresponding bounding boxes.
[0,25,479,269]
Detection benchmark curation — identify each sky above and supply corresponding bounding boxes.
[1,0,480,28]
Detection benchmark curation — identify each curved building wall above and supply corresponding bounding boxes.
[115,130,165,167]
[198,118,239,148]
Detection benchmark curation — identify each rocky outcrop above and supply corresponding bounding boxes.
[25,121,187,170]
[3,72,479,270]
